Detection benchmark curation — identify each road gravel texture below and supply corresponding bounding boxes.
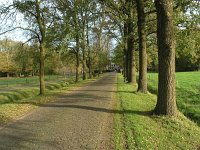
[0,73,117,150]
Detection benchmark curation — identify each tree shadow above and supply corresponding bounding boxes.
[0,127,63,149]
[67,89,135,94]
[42,104,152,116]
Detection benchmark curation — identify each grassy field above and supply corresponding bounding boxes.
[0,75,73,87]
[0,74,95,125]
[148,71,200,125]
[114,74,200,150]
[0,75,75,104]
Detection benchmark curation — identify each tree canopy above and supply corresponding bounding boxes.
[0,0,199,116]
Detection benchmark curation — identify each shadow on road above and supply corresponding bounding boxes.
[68,89,135,94]
[42,104,152,116]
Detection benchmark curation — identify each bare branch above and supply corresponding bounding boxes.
[22,37,38,46]
[145,10,156,15]
[147,30,156,36]
[0,27,40,41]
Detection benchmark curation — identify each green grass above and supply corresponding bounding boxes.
[114,74,200,150]
[0,75,75,104]
[148,72,200,125]
[0,75,73,87]
[0,75,101,126]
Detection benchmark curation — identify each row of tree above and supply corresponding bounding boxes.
[0,38,110,78]
[0,39,63,77]
[0,0,199,117]
[103,0,199,116]
[112,0,200,72]
[0,0,112,94]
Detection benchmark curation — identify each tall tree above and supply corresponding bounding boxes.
[80,1,88,80]
[127,0,136,84]
[0,0,56,94]
[35,0,46,95]
[136,0,147,93]
[154,0,177,116]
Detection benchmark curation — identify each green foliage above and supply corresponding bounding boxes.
[115,74,200,150]
[174,1,200,71]
[0,39,67,76]
[0,40,20,74]
[175,28,200,71]
[112,43,124,67]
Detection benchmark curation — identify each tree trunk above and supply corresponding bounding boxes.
[75,34,80,83]
[86,20,92,79]
[6,72,9,78]
[132,53,137,84]
[154,0,177,116]
[75,26,80,82]
[123,22,128,81]
[82,41,87,80]
[82,28,87,80]
[39,43,45,95]
[36,0,46,95]
[75,53,79,82]
[127,15,136,84]
[87,54,92,79]
[136,0,147,93]
[123,50,127,82]
[88,62,92,79]
[82,58,87,80]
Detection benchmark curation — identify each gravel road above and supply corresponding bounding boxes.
[0,72,117,150]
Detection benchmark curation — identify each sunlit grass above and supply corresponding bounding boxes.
[148,71,200,125]
[114,74,200,150]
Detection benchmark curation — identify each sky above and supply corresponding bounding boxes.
[0,0,27,42]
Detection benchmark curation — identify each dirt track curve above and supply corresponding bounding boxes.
[0,72,117,150]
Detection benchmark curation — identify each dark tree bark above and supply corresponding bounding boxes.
[73,7,80,83]
[39,43,45,95]
[81,22,87,80]
[136,0,148,93]
[36,0,45,95]
[86,20,92,79]
[123,22,128,81]
[127,5,136,84]
[87,52,92,79]
[82,49,87,80]
[87,50,92,79]
[154,0,177,116]
[82,45,87,80]
[125,51,129,81]
[75,34,80,83]
[75,54,80,82]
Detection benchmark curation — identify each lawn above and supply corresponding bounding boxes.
[148,71,200,125]
[0,75,75,104]
[0,75,73,87]
[114,74,200,150]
